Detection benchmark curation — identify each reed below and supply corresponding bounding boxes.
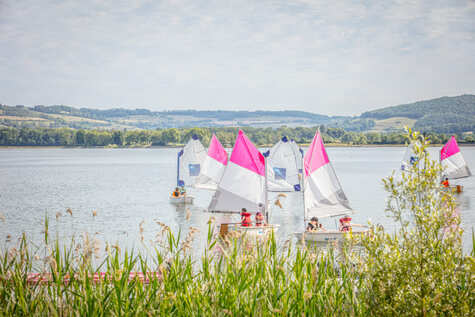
[0,220,472,316]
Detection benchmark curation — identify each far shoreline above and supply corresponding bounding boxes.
[2,143,475,149]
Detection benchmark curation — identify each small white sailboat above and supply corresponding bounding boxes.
[400,140,427,173]
[169,135,207,205]
[193,134,228,191]
[440,136,471,193]
[265,136,303,192]
[401,143,418,171]
[295,130,367,242]
[169,194,194,205]
[209,130,278,236]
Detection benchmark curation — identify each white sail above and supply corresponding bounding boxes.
[265,136,303,192]
[208,130,266,213]
[401,143,418,171]
[440,136,471,179]
[303,131,352,219]
[177,136,207,187]
[290,139,304,173]
[194,134,228,190]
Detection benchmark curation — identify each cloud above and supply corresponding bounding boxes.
[0,0,474,114]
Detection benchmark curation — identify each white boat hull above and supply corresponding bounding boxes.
[218,224,279,238]
[294,229,368,242]
[237,224,279,236]
[169,195,194,205]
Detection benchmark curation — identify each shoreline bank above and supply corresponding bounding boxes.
[1,143,475,149]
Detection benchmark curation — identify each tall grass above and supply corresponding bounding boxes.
[0,220,367,316]
[0,219,472,316]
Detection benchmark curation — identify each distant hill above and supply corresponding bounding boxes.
[0,105,341,130]
[1,94,474,133]
[361,94,475,133]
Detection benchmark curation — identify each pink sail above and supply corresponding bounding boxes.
[440,136,460,160]
[304,131,330,177]
[303,130,352,219]
[440,136,471,179]
[230,130,265,176]
[195,134,228,190]
[208,134,228,165]
[208,130,266,212]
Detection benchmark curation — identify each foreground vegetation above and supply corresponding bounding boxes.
[0,131,473,315]
[1,126,474,147]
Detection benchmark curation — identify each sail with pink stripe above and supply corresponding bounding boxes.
[194,134,228,190]
[440,136,471,179]
[208,130,266,213]
[303,131,352,219]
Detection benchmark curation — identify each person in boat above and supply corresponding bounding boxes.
[172,187,181,198]
[240,208,252,227]
[441,178,450,188]
[255,211,265,226]
[339,216,365,232]
[179,186,186,195]
[306,217,325,231]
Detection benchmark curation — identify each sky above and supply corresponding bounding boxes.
[0,0,474,115]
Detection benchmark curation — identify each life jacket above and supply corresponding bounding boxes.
[307,223,317,231]
[341,224,351,232]
[442,180,449,188]
[255,213,264,226]
[172,191,180,197]
[340,217,352,232]
[241,212,252,227]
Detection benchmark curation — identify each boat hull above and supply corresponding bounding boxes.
[294,229,368,242]
[237,224,279,236]
[218,224,279,238]
[169,195,194,205]
[452,185,463,193]
[442,185,464,194]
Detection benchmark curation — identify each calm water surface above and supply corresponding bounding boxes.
[0,147,473,253]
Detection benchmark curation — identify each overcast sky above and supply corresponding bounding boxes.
[0,0,474,115]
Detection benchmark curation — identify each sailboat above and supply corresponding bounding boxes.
[208,130,278,236]
[265,136,303,192]
[401,143,418,171]
[295,130,367,242]
[169,135,207,205]
[440,136,471,193]
[194,134,228,191]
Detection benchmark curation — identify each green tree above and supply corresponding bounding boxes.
[112,131,124,146]
[162,128,180,144]
[356,130,473,315]
[75,130,85,145]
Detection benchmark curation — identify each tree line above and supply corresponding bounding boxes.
[0,126,473,147]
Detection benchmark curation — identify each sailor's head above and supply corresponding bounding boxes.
[175,187,179,191]
[310,217,318,224]
[241,208,247,213]
[339,216,352,224]
[445,178,449,181]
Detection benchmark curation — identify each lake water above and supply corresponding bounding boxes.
[0,147,474,254]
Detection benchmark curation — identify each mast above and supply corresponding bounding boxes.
[302,154,307,231]
[264,155,269,223]
[176,150,181,187]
